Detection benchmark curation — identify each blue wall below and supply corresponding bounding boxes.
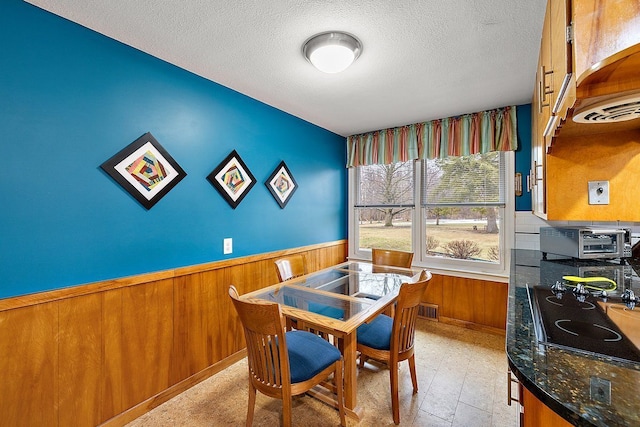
[515,104,532,212]
[0,1,347,299]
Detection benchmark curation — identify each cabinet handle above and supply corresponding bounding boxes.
[531,165,536,183]
[533,161,543,182]
[536,163,543,182]
[540,65,553,109]
[507,369,520,406]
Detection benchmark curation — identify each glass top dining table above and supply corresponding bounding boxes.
[251,261,422,323]
[240,260,424,422]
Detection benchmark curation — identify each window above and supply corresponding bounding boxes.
[353,161,414,252]
[348,152,514,277]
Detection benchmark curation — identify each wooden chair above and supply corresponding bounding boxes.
[371,248,414,268]
[274,254,307,282]
[371,248,414,318]
[228,286,345,427]
[356,270,432,425]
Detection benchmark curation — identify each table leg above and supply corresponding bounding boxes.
[342,332,363,421]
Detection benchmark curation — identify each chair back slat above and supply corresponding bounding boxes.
[396,305,419,352]
[391,270,432,354]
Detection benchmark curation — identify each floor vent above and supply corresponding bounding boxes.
[418,303,439,321]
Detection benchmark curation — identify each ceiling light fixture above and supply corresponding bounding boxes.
[303,32,362,74]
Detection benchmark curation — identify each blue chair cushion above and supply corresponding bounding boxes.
[356,314,393,350]
[308,302,345,320]
[286,330,341,383]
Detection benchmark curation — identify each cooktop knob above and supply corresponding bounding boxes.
[551,281,566,292]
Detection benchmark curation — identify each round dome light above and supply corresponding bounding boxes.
[303,32,362,74]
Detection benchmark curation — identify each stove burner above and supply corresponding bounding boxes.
[554,319,623,342]
[545,295,595,310]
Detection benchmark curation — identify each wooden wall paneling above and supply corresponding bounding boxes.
[102,289,123,422]
[120,279,174,410]
[421,273,443,307]
[171,273,215,384]
[254,258,276,290]
[483,281,508,329]
[425,275,507,332]
[0,303,58,427]
[226,263,246,293]
[441,276,477,323]
[0,240,353,426]
[471,278,487,325]
[58,293,103,427]
[212,266,246,360]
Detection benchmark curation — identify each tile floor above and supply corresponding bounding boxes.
[126,319,518,426]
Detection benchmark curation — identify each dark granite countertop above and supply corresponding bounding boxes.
[506,250,640,427]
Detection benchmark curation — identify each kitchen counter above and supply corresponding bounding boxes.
[506,250,640,427]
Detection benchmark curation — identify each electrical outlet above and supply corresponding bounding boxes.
[588,181,609,205]
[223,238,233,254]
[590,377,611,404]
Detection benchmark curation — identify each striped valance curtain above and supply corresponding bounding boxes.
[346,106,517,167]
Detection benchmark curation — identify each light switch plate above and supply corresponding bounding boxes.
[223,238,233,254]
[588,181,609,205]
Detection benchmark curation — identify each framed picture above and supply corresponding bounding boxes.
[265,161,298,208]
[100,132,187,210]
[207,150,256,209]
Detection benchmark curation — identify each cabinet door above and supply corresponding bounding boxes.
[550,0,573,119]
[573,0,640,86]
[531,110,547,218]
[521,386,573,427]
[531,0,572,219]
[537,1,552,137]
[531,2,551,218]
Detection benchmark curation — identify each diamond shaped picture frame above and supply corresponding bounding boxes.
[265,161,298,209]
[100,132,187,210]
[207,150,256,209]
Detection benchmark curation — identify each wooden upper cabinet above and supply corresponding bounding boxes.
[531,0,570,218]
[530,0,640,222]
[573,0,640,97]
[549,0,573,119]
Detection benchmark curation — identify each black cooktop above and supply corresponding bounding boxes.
[531,286,640,363]
[529,256,640,364]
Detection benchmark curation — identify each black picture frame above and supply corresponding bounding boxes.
[207,150,256,209]
[265,161,298,208]
[100,132,187,210]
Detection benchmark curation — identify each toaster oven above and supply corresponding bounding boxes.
[540,226,631,260]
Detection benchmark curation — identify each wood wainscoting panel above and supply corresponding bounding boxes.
[483,280,508,330]
[103,289,124,421]
[441,276,480,324]
[217,265,249,358]
[421,273,444,307]
[120,279,174,410]
[171,272,213,383]
[58,293,103,427]
[0,240,346,426]
[422,273,507,334]
[0,303,58,426]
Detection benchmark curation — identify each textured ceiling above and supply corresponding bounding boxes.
[25,0,547,137]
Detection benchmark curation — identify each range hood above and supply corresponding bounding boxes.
[573,92,640,124]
